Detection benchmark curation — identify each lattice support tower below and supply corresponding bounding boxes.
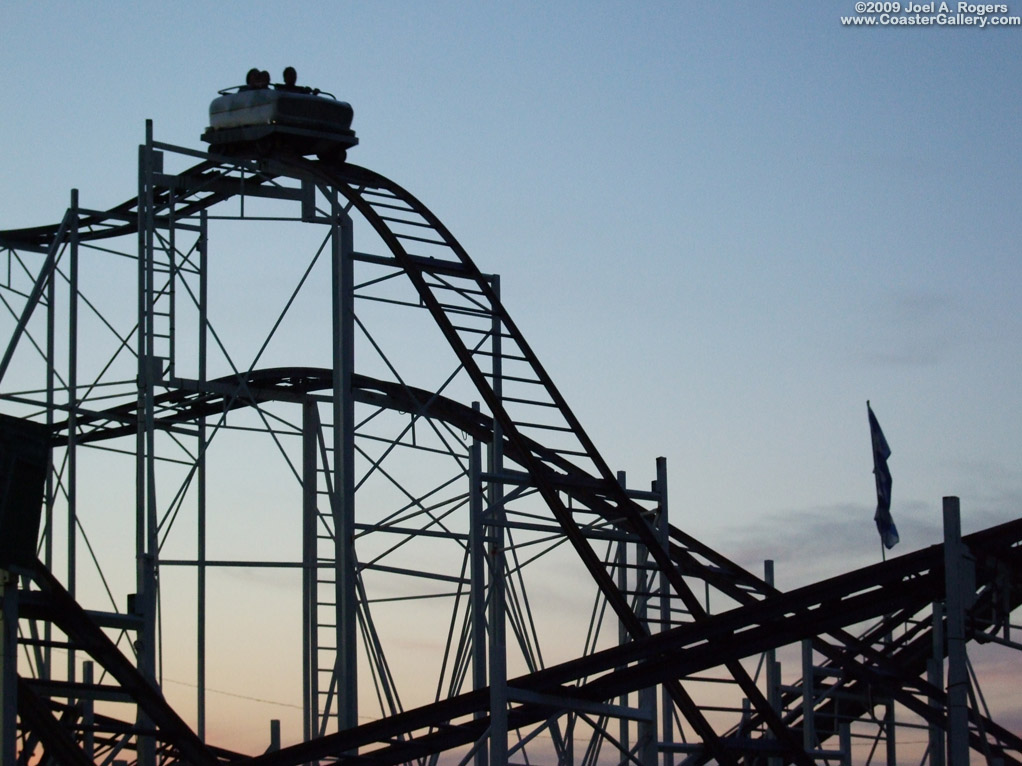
[0,122,1019,765]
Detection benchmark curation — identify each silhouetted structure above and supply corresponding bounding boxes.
[0,104,1019,765]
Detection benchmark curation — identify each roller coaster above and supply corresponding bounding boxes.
[0,88,1020,765]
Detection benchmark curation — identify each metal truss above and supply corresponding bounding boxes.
[0,124,1020,765]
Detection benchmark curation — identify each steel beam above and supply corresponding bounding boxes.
[331,192,358,734]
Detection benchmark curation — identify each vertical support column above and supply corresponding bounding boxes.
[884,653,896,764]
[617,471,631,757]
[927,600,946,766]
[44,214,60,686]
[839,723,851,765]
[297,183,320,741]
[469,403,489,766]
[166,189,177,380]
[637,556,657,765]
[801,639,815,753]
[196,209,208,742]
[487,276,508,766]
[0,204,74,691]
[331,195,358,733]
[302,400,320,743]
[656,457,673,766]
[487,449,508,766]
[943,496,970,765]
[626,471,657,766]
[135,120,160,766]
[82,660,95,760]
[764,560,781,766]
[67,189,80,689]
[563,717,574,765]
[0,569,16,766]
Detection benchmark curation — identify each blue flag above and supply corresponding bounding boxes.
[868,402,898,549]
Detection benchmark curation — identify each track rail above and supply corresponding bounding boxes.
[4,147,1021,764]
[241,517,1022,765]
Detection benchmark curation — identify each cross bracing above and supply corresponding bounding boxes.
[0,126,1019,765]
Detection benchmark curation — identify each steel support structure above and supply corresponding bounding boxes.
[0,132,673,762]
[0,127,1019,765]
[0,569,16,764]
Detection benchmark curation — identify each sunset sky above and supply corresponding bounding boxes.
[2,1,1020,758]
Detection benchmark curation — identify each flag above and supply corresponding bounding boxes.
[868,401,899,549]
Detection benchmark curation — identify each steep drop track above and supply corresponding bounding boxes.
[3,148,1021,764]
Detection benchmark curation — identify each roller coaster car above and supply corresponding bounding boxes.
[201,68,358,163]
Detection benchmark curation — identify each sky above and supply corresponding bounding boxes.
[2,0,1021,759]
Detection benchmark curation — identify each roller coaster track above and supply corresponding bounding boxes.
[3,146,1022,764]
[14,507,1022,764]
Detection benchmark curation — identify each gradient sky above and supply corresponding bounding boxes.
[2,0,1020,757]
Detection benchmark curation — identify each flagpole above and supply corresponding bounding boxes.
[869,401,898,759]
